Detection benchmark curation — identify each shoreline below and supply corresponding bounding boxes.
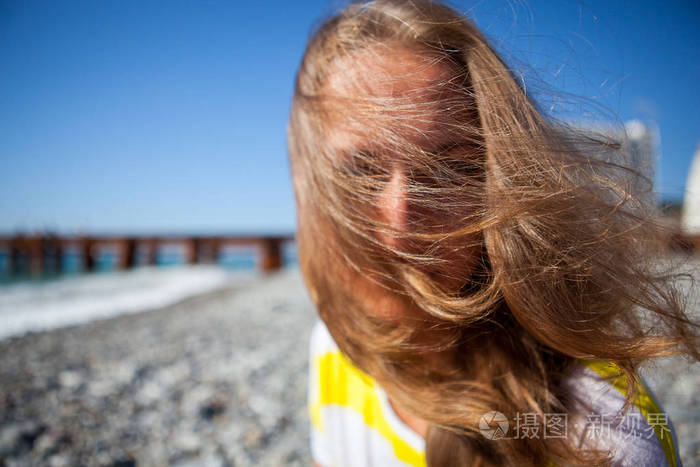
[0,265,257,341]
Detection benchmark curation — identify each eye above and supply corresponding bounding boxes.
[442,158,483,179]
[343,151,391,190]
[408,143,483,188]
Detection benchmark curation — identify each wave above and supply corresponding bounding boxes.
[0,265,254,340]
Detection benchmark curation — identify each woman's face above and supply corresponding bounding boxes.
[318,46,482,321]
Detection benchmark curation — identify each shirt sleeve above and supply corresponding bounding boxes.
[563,365,680,466]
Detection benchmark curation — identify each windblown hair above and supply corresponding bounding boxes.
[287,1,700,465]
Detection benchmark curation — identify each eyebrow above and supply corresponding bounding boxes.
[336,136,478,167]
[425,140,479,157]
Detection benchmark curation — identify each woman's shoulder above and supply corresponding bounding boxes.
[308,321,682,466]
[310,318,339,356]
[561,360,681,466]
[308,318,379,398]
[307,319,426,467]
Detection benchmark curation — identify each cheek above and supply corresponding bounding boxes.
[359,281,404,320]
[347,273,418,321]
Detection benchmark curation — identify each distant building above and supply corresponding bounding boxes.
[574,120,658,206]
[682,142,700,236]
[622,120,658,203]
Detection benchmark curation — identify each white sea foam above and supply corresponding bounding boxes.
[0,265,254,340]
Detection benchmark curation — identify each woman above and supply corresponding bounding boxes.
[287,1,699,465]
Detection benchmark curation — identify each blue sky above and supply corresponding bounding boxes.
[1,0,698,234]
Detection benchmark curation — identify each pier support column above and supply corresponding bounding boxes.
[81,238,96,272]
[28,237,44,277]
[259,238,282,273]
[118,238,137,269]
[8,238,19,276]
[185,238,200,264]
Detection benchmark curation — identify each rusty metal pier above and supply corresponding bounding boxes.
[0,234,295,277]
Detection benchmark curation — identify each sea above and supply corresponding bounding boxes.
[0,243,298,341]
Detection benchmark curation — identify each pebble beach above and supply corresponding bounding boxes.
[0,264,698,466]
[0,270,317,466]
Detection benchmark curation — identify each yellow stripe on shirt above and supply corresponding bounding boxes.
[309,350,677,467]
[310,350,426,467]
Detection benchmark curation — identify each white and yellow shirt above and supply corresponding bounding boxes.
[308,319,682,467]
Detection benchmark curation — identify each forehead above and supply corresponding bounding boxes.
[325,45,451,99]
[322,46,457,153]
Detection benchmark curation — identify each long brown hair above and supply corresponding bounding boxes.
[287,1,700,465]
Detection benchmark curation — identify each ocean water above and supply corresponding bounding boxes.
[0,265,258,341]
[0,242,299,341]
[0,241,298,279]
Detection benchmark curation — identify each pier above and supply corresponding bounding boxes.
[0,227,695,279]
[0,234,295,277]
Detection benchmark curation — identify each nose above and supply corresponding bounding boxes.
[377,163,408,248]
